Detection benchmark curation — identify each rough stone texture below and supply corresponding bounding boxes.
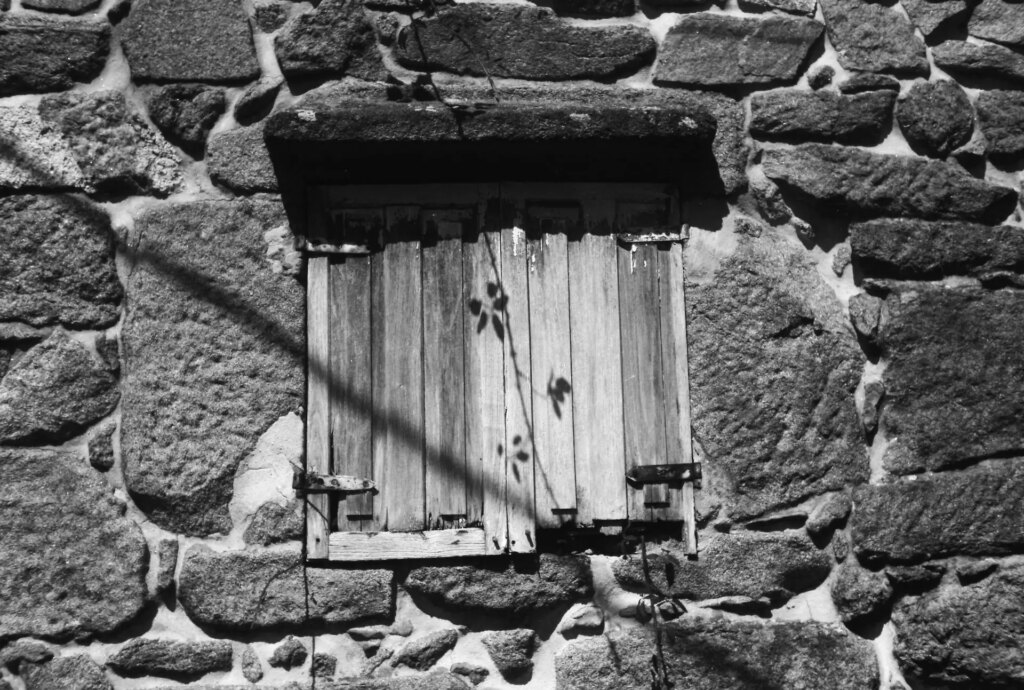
[450,662,488,685]
[0,447,148,641]
[957,559,998,584]
[122,198,302,535]
[0,15,109,96]
[243,500,304,546]
[312,652,337,677]
[0,195,122,330]
[405,555,591,617]
[276,0,387,80]
[0,330,119,445]
[208,124,279,194]
[269,637,307,670]
[241,646,263,683]
[969,0,1024,47]
[686,231,867,520]
[738,0,816,16]
[749,89,894,145]
[482,629,536,679]
[853,461,1024,564]
[655,13,823,86]
[894,561,1024,687]
[820,0,928,75]
[39,91,181,197]
[897,80,974,158]
[933,40,1024,85]
[394,629,458,671]
[830,562,893,624]
[901,0,968,38]
[235,76,283,124]
[805,492,852,537]
[557,603,604,636]
[977,90,1024,160]
[0,106,85,191]
[178,545,392,631]
[108,638,233,678]
[22,0,100,12]
[808,64,835,89]
[850,218,1024,279]
[839,73,900,93]
[156,538,178,595]
[886,563,946,591]
[21,655,112,690]
[88,419,116,471]
[762,144,1018,223]
[613,530,832,605]
[0,640,54,668]
[255,0,290,32]
[122,0,259,82]
[321,675,472,689]
[556,619,877,689]
[548,0,635,17]
[144,84,226,157]
[877,287,1024,474]
[397,4,655,81]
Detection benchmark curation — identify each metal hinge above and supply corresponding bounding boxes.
[293,470,377,497]
[626,463,702,490]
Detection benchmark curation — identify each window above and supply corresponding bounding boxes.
[302,184,697,561]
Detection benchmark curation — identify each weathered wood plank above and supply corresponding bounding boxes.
[328,528,488,561]
[569,233,628,524]
[423,237,467,528]
[660,243,696,547]
[463,231,506,552]
[305,256,331,558]
[501,224,536,552]
[618,242,668,520]
[370,242,424,532]
[329,256,373,528]
[528,233,577,528]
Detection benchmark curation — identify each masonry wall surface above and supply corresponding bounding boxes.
[1,0,1023,688]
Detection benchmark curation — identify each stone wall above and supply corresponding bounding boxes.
[0,0,1022,688]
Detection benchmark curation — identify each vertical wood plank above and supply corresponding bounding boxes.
[329,256,373,528]
[569,233,628,524]
[661,243,697,549]
[423,238,467,528]
[501,225,536,552]
[370,242,425,532]
[618,243,668,521]
[463,231,506,552]
[305,256,331,558]
[528,233,577,528]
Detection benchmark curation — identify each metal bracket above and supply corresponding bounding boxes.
[293,470,377,497]
[626,463,702,490]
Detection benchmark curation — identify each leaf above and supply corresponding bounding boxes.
[512,435,522,445]
[555,376,572,394]
[492,314,505,342]
[487,282,498,298]
[636,599,652,624]
[552,399,562,419]
[515,450,530,461]
[468,298,483,316]
[493,295,508,311]
[511,464,520,481]
[497,444,504,456]
[477,311,488,333]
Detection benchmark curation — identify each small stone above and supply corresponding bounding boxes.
[977,90,1024,161]
[276,0,386,81]
[397,4,655,80]
[0,330,119,445]
[808,64,835,89]
[0,15,109,96]
[861,377,884,434]
[762,144,1017,223]
[838,73,900,94]
[39,90,181,196]
[933,40,1024,85]
[144,84,226,157]
[749,172,794,225]
[207,123,279,193]
[23,0,100,12]
[359,639,382,656]
[374,12,400,44]
[107,638,233,678]
[235,76,283,125]
[241,646,263,683]
[735,214,766,237]
[901,0,968,38]
[750,89,895,145]
[482,629,536,679]
[348,625,389,641]
[269,636,307,670]
[0,640,53,669]
[394,629,459,671]
[885,564,946,591]
[820,0,928,75]
[389,620,414,637]
[156,538,178,595]
[832,244,852,276]
[805,492,852,538]
[655,13,823,86]
[896,80,974,158]
[254,0,289,32]
[557,603,605,636]
[242,500,303,546]
[848,293,882,344]
[88,419,116,471]
[969,0,1024,48]
[548,0,635,16]
[21,655,112,690]
[738,0,816,16]
[830,562,893,625]
[956,559,998,585]
[122,0,259,82]
[312,652,337,677]
[451,661,489,685]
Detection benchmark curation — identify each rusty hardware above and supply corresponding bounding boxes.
[626,463,702,490]
[293,470,377,497]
